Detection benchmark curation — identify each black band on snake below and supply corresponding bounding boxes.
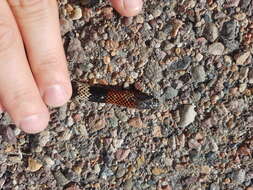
[71,81,159,109]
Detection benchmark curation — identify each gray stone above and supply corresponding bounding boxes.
[208,42,224,55]
[203,23,219,42]
[191,65,206,83]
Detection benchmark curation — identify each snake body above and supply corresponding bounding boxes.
[71,81,159,109]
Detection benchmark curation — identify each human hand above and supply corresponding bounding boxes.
[0,0,143,134]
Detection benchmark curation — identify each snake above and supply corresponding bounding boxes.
[71,81,159,109]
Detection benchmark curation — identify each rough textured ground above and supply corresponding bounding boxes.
[0,0,253,189]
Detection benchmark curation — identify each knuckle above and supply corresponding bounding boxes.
[0,21,15,53]
[8,87,38,109]
[9,0,54,22]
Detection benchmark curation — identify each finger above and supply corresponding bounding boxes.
[109,0,143,17]
[0,0,49,133]
[8,0,72,107]
[0,104,4,113]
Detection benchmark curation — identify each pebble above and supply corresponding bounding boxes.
[239,83,247,92]
[0,125,17,144]
[178,104,197,128]
[44,156,55,168]
[69,6,82,20]
[209,183,220,190]
[54,170,70,186]
[152,8,162,18]
[233,169,246,184]
[89,116,106,132]
[100,167,114,180]
[195,53,204,62]
[203,23,219,42]
[128,117,145,128]
[191,65,206,83]
[59,18,73,36]
[208,42,224,55]
[152,126,162,137]
[235,51,251,65]
[27,157,43,172]
[151,167,166,175]
[124,180,133,190]
[162,87,178,100]
[116,165,126,178]
[168,56,192,71]
[38,131,50,147]
[248,68,253,84]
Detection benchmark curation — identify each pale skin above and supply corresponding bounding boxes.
[0,0,143,133]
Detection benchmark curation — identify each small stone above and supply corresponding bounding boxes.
[208,42,224,55]
[233,12,246,21]
[59,18,73,36]
[44,156,55,168]
[152,8,162,18]
[239,67,249,81]
[78,124,88,138]
[124,180,133,190]
[178,104,197,128]
[27,157,43,172]
[94,164,101,174]
[233,169,246,184]
[191,65,206,83]
[195,53,203,62]
[89,116,106,132]
[0,125,17,144]
[135,15,144,23]
[168,56,192,71]
[65,184,81,190]
[224,0,241,7]
[248,68,253,84]
[203,23,219,42]
[54,170,70,186]
[239,83,247,93]
[100,167,114,180]
[209,138,219,152]
[61,129,72,141]
[162,87,178,100]
[235,51,251,65]
[116,166,126,178]
[8,156,22,163]
[38,131,50,147]
[101,7,113,19]
[152,167,166,175]
[209,183,220,190]
[152,126,162,137]
[136,155,145,169]
[201,165,211,174]
[69,6,82,20]
[115,149,130,161]
[128,117,144,128]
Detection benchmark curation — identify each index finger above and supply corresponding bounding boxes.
[109,0,143,17]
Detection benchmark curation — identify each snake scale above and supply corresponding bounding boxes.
[71,81,159,109]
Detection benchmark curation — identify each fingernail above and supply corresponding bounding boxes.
[43,85,68,107]
[19,113,49,134]
[123,0,143,12]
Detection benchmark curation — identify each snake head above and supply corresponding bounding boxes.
[136,96,160,109]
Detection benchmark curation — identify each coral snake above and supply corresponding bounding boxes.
[71,81,159,109]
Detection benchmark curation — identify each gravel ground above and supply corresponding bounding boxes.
[0,0,253,189]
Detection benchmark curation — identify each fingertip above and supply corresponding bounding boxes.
[43,83,72,107]
[18,112,49,134]
[110,0,143,17]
